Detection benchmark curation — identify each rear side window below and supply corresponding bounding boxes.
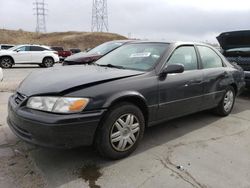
[30,46,47,51]
[197,46,223,69]
[167,46,198,71]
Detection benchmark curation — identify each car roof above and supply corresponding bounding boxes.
[15,44,51,49]
[125,40,212,47]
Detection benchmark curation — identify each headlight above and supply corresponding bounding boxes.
[26,97,89,113]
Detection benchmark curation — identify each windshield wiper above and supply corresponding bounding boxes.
[99,64,125,69]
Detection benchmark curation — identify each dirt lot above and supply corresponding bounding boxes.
[0,29,127,51]
[1,65,250,188]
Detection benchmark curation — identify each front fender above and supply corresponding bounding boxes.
[103,91,147,108]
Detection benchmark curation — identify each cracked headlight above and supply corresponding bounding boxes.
[26,97,89,113]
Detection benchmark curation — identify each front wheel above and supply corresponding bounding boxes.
[214,86,235,116]
[95,102,145,159]
[42,57,54,68]
[0,57,13,68]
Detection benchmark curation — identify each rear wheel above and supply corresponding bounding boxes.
[214,86,235,116]
[0,57,13,68]
[42,57,54,68]
[95,102,145,159]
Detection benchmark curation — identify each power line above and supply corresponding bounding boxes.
[91,0,109,32]
[33,0,48,33]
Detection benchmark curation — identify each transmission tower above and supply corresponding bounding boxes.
[33,0,48,33]
[91,0,109,32]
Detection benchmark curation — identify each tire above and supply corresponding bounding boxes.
[214,86,235,116]
[0,57,13,68]
[38,64,44,68]
[95,102,145,160]
[42,57,54,68]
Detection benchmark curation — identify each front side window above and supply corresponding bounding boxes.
[15,46,30,52]
[96,43,169,71]
[167,46,198,71]
[197,46,223,69]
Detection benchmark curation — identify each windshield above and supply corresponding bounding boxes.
[88,42,123,55]
[96,43,169,71]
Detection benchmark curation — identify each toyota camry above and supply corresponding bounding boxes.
[7,41,245,159]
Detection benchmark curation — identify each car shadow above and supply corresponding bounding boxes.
[25,110,226,187]
[10,66,41,69]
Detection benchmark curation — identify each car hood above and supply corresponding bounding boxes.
[64,51,102,63]
[217,30,250,50]
[17,65,144,96]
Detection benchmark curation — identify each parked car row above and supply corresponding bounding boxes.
[7,41,246,159]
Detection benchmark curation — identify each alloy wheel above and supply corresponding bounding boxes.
[223,90,234,112]
[44,58,53,67]
[1,58,12,68]
[110,114,140,152]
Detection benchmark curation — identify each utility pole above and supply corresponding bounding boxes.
[33,0,48,33]
[91,0,109,32]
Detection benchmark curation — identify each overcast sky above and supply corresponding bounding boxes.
[1,0,250,43]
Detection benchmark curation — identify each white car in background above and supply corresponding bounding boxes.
[0,67,3,81]
[0,44,15,50]
[0,44,59,68]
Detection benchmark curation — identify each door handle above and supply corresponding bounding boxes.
[188,79,202,84]
[184,79,202,87]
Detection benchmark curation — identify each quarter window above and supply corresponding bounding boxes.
[197,46,223,68]
[167,46,198,71]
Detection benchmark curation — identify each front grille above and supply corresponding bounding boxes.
[14,92,27,105]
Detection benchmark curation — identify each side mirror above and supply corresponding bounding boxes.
[15,49,21,52]
[160,63,184,76]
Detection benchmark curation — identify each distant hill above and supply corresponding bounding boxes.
[0,29,127,50]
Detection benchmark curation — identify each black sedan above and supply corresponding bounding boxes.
[7,42,245,159]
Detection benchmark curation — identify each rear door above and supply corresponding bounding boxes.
[196,45,228,110]
[12,46,31,63]
[30,46,48,63]
[158,45,204,120]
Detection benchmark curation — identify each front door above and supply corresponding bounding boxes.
[12,46,31,63]
[158,46,203,121]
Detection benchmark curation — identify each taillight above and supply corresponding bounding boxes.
[54,51,58,55]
